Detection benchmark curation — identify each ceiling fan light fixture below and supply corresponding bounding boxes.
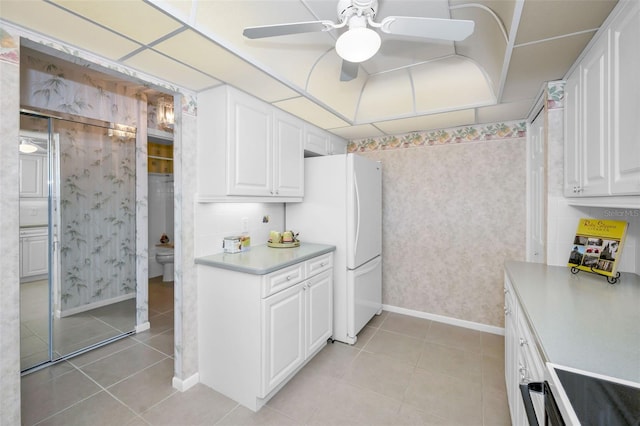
[336,27,381,63]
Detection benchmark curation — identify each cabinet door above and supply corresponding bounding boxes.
[261,283,304,396]
[304,125,329,156]
[22,235,48,277]
[610,1,640,195]
[503,277,519,424]
[581,34,610,196]
[20,154,46,198]
[305,270,332,357]
[273,111,304,197]
[564,70,582,196]
[227,90,273,196]
[328,136,347,155]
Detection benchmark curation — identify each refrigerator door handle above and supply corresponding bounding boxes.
[353,170,361,259]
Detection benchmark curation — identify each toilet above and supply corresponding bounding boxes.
[156,247,174,282]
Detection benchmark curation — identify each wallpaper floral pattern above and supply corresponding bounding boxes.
[56,122,137,311]
[348,120,527,153]
[21,52,143,315]
[360,137,527,327]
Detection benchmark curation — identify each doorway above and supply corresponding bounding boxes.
[19,110,137,372]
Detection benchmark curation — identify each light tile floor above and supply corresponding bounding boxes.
[21,278,511,425]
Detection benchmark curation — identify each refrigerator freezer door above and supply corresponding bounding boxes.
[347,154,382,270]
[347,255,382,340]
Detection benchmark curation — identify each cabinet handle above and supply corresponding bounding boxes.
[286,275,292,281]
[519,364,528,382]
[504,288,509,295]
[275,190,279,195]
[504,306,511,316]
[519,337,528,347]
[320,262,326,267]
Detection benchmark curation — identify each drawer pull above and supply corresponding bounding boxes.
[286,275,292,281]
[504,306,511,316]
[519,337,528,347]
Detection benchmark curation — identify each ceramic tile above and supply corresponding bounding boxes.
[352,325,377,349]
[482,354,508,393]
[481,332,505,360]
[396,404,455,426]
[134,313,174,342]
[380,312,432,340]
[306,380,402,426]
[68,336,139,368]
[140,384,236,426]
[342,351,415,401]
[417,341,483,381]
[265,368,334,423]
[302,340,360,379]
[143,331,174,356]
[482,385,512,426]
[217,405,298,426]
[36,391,136,426]
[404,368,483,424]
[107,358,176,414]
[20,370,102,425]
[425,322,483,354]
[365,310,388,328]
[362,329,424,365]
[79,344,167,388]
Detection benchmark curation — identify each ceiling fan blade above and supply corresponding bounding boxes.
[340,60,358,82]
[243,21,335,39]
[378,16,474,41]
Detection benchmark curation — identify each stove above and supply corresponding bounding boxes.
[549,364,640,425]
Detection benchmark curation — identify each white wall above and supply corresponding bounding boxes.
[194,202,285,256]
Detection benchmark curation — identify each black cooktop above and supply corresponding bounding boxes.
[555,368,640,426]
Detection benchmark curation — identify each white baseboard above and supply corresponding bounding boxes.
[58,293,136,318]
[172,373,199,392]
[135,322,150,333]
[381,304,505,336]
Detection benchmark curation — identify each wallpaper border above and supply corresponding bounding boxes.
[348,120,526,153]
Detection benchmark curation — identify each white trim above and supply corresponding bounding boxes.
[172,373,199,392]
[135,321,150,333]
[382,304,505,336]
[57,293,135,318]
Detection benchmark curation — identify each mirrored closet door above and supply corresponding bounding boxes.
[20,111,137,372]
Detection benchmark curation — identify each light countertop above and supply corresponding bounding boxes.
[504,260,640,384]
[195,242,336,275]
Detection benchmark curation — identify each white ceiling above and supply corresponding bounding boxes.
[1,0,618,139]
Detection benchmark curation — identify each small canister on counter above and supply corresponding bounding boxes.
[223,236,242,253]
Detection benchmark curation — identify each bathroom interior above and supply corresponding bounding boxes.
[18,45,175,373]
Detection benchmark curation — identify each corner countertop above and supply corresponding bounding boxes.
[504,260,640,384]
[195,242,336,275]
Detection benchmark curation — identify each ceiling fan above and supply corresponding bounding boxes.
[243,0,474,81]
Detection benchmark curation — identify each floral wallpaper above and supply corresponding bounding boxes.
[21,51,143,316]
[348,120,526,153]
[56,123,137,311]
[360,137,527,328]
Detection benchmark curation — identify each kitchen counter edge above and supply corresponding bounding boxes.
[195,243,336,275]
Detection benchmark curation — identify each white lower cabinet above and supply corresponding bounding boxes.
[198,253,333,411]
[504,273,545,425]
[20,227,48,281]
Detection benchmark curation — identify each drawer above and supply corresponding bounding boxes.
[306,252,333,278]
[262,262,305,298]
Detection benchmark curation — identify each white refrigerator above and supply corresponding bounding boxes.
[286,153,382,344]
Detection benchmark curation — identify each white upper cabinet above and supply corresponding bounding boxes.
[609,1,640,195]
[20,153,48,198]
[273,111,304,197]
[564,0,640,200]
[303,125,348,157]
[197,85,304,202]
[580,33,609,196]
